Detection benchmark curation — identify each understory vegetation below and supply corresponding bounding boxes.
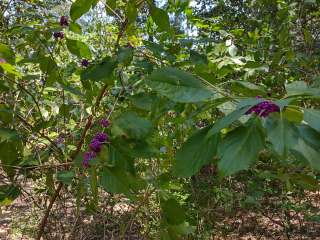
[0,0,320,239]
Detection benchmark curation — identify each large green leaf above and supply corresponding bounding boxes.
[70,0,94,21]
[286,81,320,97]
[218,120,265,176]
[304,109,320,132]
[81,57,117,83]
[161,198,185,225]
[292,125,320,170]
[173,127,219,177]
[147,67,216,103]
[99,167,145,194]
[265,115,299,157]
[100,168,131,194]
[297,125,320,149]
[150,5,170,31]
[231,81,266,97]
[292,139,320,171]
[66,39,91,59]
[111,111,152,139]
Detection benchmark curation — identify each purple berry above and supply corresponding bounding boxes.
[83,151,96,168]
[81,59,89,67]
[89,139,102,152]
[100,118,110,128]
[93,132,108,143]
[0,58,6,64]
[55,136,64,145]
[53,31,64,40]
[60,16,69,27]
[246,97,280,117]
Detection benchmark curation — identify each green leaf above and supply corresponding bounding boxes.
[283,107,303,123]
[111,112,152,139]
[126,2,138,24]
[117,47,133,66]
[190,50,208,65]
[304,109,320,132]
[100,167,145,194]
[100,167,130,194]
[0,138,23,179]
[0,128,19,142]
[218,120,265,176]
[70,0,93,21]
[265,115,299,158]
[150,5,170,31]
[0,106,13,125]
[69,22,82,34]
[206,100,261,138]
[231,81,266,97]
[292,139,320,171]
[131,92,162,111]
[57,170,75,184]
[66,38,91,59]
[297,125,320,149]
[286,81,320,97]
[0,185,21,205]
[81,57,117,83]
[0,43,15,64]
[173,127,220,177]
[162,198,185,225]
[147,67,216,103]
[0,63,22,77]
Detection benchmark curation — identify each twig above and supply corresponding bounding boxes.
[120,188,156,239]
[104,2,123,21]
[0,162,72,170]
[15,114,64,157]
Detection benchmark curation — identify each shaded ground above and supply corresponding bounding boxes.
[0,171,319,239]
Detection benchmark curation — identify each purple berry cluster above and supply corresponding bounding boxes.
[83,151,96,168]
[82,118,111,168]
[0,58,6,64]
[53,31,64,40]
[60,16,69,27]
[82,132,108,168]
[246,96,280,117]
[81,59,89,67]
[100,118,110,128]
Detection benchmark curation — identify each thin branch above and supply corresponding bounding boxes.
[15,114,64,157]
[103,2,123,21]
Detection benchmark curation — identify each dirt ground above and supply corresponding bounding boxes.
[1,173,320,240]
